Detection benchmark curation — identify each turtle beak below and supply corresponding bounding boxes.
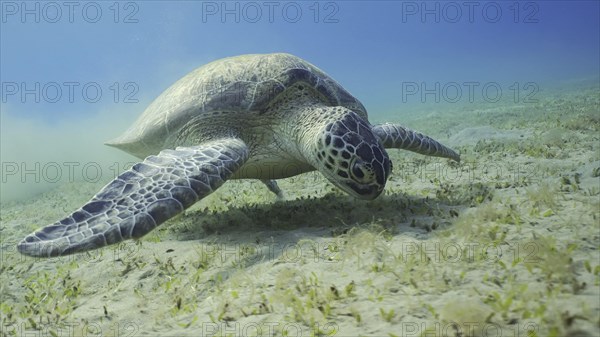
[346,181,385,200]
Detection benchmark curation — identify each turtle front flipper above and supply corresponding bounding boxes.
[17,138,249,257]
[372,123,460,162]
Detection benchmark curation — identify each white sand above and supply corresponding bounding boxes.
[1,86,599,337]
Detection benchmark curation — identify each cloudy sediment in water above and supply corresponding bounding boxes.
[1,2,598,336]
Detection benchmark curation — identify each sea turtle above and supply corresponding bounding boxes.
[18,53,460,257]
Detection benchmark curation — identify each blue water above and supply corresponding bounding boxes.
[2,1,598,123]
[1,1,599,201]
[2,4,599,335]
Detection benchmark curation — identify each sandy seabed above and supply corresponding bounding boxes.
[1,85,599,337]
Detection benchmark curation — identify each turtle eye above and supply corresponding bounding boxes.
[349,158,372,184]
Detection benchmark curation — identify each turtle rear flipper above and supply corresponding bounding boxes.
[261,179,284,199]
[17,138,249,257]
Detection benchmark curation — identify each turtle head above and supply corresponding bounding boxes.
[315,111,391,200]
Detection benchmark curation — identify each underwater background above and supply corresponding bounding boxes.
[1,1,599,336]
[1,1,598,200]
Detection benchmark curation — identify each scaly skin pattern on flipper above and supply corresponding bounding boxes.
[372,123,460,162]
[17,139,248,257]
